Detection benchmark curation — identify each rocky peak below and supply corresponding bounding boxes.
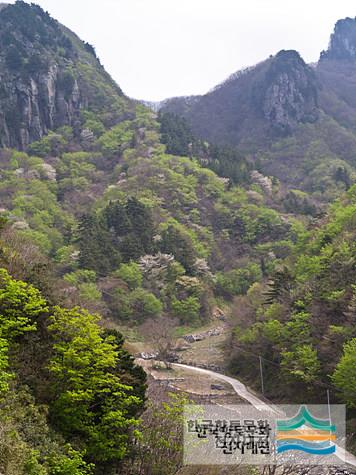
[259,50,319,134]
[320,17,356,61]
[0,1,124,150]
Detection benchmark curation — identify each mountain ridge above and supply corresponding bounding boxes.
[0,1,131,149]
[157,19,356,197]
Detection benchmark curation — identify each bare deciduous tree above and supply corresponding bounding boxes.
[140,316,178,368]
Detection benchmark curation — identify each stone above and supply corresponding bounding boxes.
[139,352,159,360]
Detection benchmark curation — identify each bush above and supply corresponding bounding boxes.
[171,296,200,324]
[216,263,262,298]
[114,262,143,290]
[332,338,356,408]
[129,288,162,322]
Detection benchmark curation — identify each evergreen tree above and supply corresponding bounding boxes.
[119,233,145,262]
[102,199,155,262]
[159,111,194,156]
[76,214,120,275]
[160,225,196,274]
[103,328,146,415]
[126,197,154,254]
[104,201,131,236]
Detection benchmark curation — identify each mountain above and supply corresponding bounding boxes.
[161,50,319,146]
[160,19,356,198]
[0,1,131,149]
[321,17,356,61]
[0,3,355,474]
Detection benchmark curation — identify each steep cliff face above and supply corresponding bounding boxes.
[320,17,356,61]
[260,50,319,133]
[316,17,356,126]
[0,1,124,149]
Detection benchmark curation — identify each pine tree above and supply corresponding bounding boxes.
[160,225,196,274]
[126,197,154,254]
[76,214,120,275]
[104,200,131,236]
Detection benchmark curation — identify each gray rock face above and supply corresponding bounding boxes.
[320,17,356,61]
[260,51,319,134]
[0,2,123,150]
[0,67,84,149]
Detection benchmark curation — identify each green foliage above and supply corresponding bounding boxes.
[124,392,189,475]
[104,198,155,261]
[284,189,318,216]
[205,144,252,185]
[57,152,98,187]
[76,213,121,275]
[83,119,105,138]
[216,263,262,298]
[0,387,93,475]
[0,268,48,394]
[64,269,97,286]
[281,344,321,384]
[28,133,67,157]
[48,306,142,464]
[332,338,356,408]
[128,288,163,323]
[46,448,93,475]
[102,328,146,414]
[160,224,196,273]
[77,282,102,302]
[230,187,356,400]
[0,337,10,393]
[0,268,47,338]
[58,69,75,100]
[295,255,323,283]
[159,111,194,156]
[63,269,103,303]
[97,121,134,156]
[158,112,252,184]
[114,262,143,290]
[171,296,200,324]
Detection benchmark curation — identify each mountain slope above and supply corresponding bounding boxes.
[160,20,356,198]
[0,3,297,340]
[0,1,131,149]
[0,3,355,473]
[162,50,319,147]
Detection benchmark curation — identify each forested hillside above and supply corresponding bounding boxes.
[0,2,355,474]
[229,185,356,401]
[160,19,356,202]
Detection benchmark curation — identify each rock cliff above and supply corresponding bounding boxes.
[320,17,356,61]
[260,50,319,133]
[0,1,124,149]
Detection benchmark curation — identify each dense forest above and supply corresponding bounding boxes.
[0,2,354,475]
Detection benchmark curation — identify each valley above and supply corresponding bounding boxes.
[0,2,354,475]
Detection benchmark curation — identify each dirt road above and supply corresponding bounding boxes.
[173,363,356,469]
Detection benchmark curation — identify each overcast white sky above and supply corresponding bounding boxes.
[8,0,356,101]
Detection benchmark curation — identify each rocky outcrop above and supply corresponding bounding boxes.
[161,50,320,146]
[260,50,319,133]
[320,17,356,61]
[0,2,124,150]
[0,66,84,149]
